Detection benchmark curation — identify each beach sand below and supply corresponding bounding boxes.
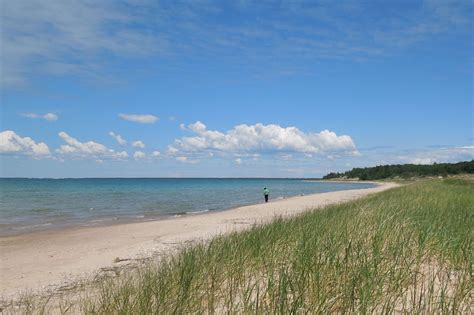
[0,182,398,300]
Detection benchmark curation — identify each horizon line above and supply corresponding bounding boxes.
[0,177,324,180]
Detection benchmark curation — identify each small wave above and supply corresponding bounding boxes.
[275,196,284,200]
[172,211,187,216]
[170,209,210,217]
[14,222,53,230]
[90,217,119,224]
[186,209,210,215]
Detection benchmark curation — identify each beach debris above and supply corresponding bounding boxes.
[113,257,130,263]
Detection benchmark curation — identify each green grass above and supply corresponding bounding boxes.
[13,179,474,313]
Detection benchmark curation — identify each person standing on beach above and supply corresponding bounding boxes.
[263,187,270,202]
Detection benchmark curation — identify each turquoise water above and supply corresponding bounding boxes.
[0,178,374,236]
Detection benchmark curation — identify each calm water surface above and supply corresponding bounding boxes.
[0,178,374,236]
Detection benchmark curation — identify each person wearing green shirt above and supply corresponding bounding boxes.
[263,187,270,202]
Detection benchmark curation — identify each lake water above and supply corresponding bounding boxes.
[0,178,374,236]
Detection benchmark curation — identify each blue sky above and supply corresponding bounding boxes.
[1,0,473,178]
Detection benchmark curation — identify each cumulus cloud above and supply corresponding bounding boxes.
[57,132,107,155]
[132,140,145,148]
[20,112,58,121]
[0,130,50,156]
[119,113,158,124]
[235,158,242,165]
[109,131,126,145]
[133,151,146,159]
[152,150,161,157]
[56,132,128,160]
[172,121,358,156]
[167,145,179,155]
[114,151,129,159]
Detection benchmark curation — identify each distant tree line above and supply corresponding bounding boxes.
[323,160,474,180]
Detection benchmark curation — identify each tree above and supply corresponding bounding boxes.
[322,160,474,180]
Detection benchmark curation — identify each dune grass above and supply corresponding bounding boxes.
[12,179,474,313]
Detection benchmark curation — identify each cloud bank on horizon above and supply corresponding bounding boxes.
[1,123,473,173]
[0,121,360,160]
[169,121,358,156]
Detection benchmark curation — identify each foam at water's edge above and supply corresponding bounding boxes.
[187,209,210,215]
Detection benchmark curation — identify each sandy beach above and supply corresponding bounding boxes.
[0,182,398,300]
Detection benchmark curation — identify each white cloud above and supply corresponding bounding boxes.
[20,112,58,121]
[179,123,187,130]
[176,156,199,164]
[2,1,470,88]
[56,132,128,160]
[133,151,146,159]
[152,150,161,157]
[410,158,436,165]
[109,131,126,146]
[57,132,107,155]
[119,113,158,124]
[0,130,50,156]
[43,113,58,121]
[167,145,179,155]
[235,158,242,165]
[1,1,166,87]
[132,140,145,148]
[173,121,358,156]
[401,146,474,165]
[115,151,129,159]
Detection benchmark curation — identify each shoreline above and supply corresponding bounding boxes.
[303,179,382,184]
[0,181,376,238]
[0,181,398,300]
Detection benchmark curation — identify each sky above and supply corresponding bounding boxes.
[0,0,473,178]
